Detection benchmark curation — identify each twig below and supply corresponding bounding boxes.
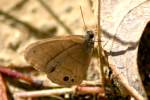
[97,0,106,94]
[15,87,75,97]
[76,86,104,96]
[0,66,42,87]
[38,0,73,34]
[14,86,104,98]
[8,0,29,11]
[81,80,102,86]
[110,64,145,100]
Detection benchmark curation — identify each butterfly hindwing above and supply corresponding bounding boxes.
[46,41,93,86]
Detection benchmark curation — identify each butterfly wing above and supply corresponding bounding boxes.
[24,35,93,86]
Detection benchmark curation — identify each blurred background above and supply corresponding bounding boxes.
[0,0,96,67]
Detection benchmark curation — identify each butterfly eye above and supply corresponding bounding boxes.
[86,31,94,40]
[87,31,94,39]
[89,33,94,39]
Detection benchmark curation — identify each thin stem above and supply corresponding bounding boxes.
[110,64,145,100]
[97,0,106,93]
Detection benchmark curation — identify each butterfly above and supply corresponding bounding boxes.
[24,30,95,86]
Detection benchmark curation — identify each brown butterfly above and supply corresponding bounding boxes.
[24,31,94,86]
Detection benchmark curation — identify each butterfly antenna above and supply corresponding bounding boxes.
[80,6,88,31]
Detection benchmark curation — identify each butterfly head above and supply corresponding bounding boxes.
[85,30,94,46]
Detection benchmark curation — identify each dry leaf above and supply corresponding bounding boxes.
[100,0,150,98]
